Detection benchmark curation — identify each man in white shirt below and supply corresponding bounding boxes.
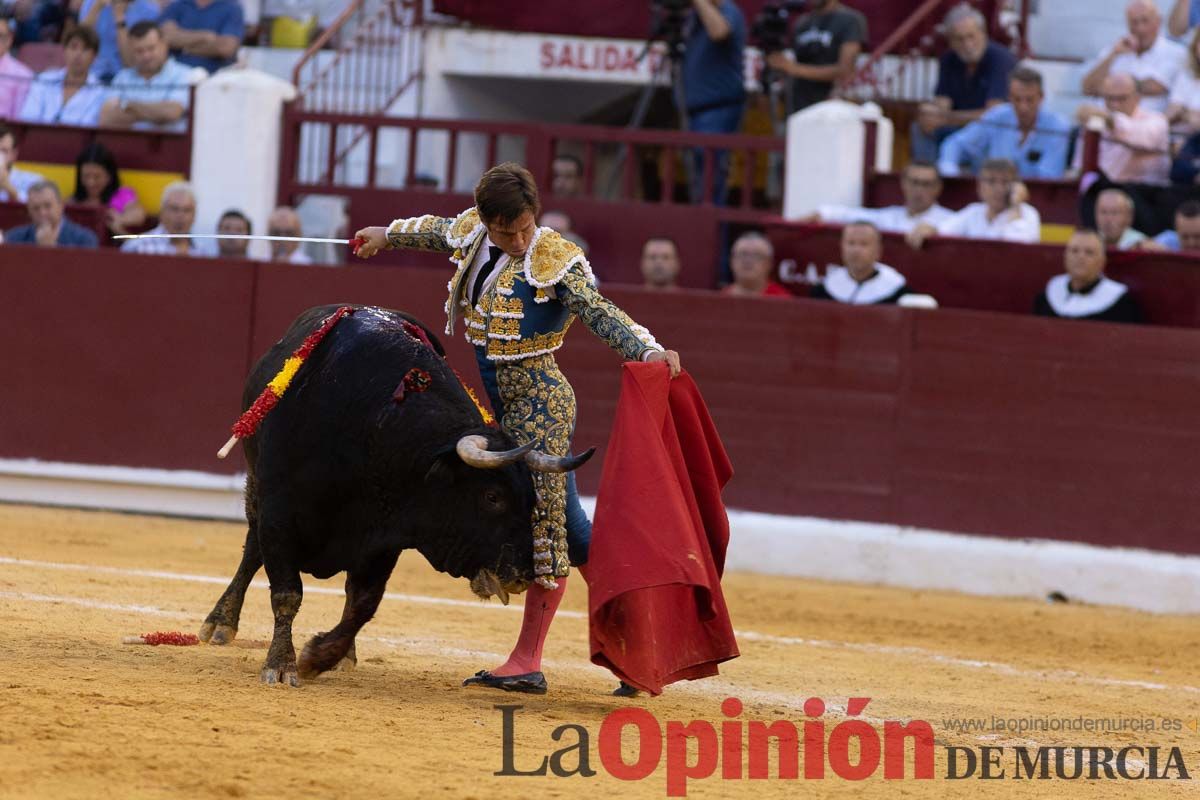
[267,206,314,264]
[0,123,45,203]
[1094,188,1148,250]
[120,182,214,257]
[810,221,909,305]
[814,160,953,234]
[1081,0,1185,115]
[906,158,1041,248]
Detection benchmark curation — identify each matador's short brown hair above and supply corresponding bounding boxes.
[475,162,541,225]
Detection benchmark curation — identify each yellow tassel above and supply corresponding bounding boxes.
[462,384,495,425]
[267,356,304,396]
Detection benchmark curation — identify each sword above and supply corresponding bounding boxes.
[114,233,367,253]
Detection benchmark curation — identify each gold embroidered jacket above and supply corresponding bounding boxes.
[386,208,664,362]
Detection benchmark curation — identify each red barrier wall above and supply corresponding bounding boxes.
[6,248,1200,555]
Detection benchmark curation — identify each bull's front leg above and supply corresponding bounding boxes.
[297,555,397,680]
[259,523,304,687]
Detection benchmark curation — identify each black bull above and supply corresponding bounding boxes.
[199,305,592,686]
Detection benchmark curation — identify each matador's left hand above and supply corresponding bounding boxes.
[646,349,682,378]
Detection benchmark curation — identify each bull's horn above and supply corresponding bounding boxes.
[526,447,597,473]
[455,434,536,469]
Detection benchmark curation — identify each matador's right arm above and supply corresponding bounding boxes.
[385,214,457,253]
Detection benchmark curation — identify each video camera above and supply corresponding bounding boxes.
[649,0,693,58]
[750,0,809,54]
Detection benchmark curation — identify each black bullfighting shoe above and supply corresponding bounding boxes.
[612,681,641,697]
[462,669,548,694]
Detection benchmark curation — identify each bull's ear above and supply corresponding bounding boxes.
[424,452,458,487]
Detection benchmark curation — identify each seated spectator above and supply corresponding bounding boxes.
[811,221,908,305]
[1148,199,1200,249]
[907,158,1041,247]
[79,0,163,83]
[99,22,193,132]
[1074,73,1171,185]
[550,154,583,198]
[1082,0,1184,115]
[12,0,66,47]
[911,4,1015,161]
[540,210,572,233]
[160,0,244,74]
[814,160,952,233]
[18,26,106,126]
[723,231,790,297]
[1169,0,1200,38]
[72,141,146,236]
[1033,229,1141,324]
[267,205,312,264]
[216,208,251,258]
[640,236,681,291]
[937,66,1071,180]
[1165,27,1200,129]
[0,18,33,118]
[5,180,99,247]
[120,181,212,256]
[1171,126,1200,182]
[0,122,45,201]
[1095,188,1148,249]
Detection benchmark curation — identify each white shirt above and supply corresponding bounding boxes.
[119,224,215,257]
[0,166,45,202]
[464,235,511,309]
[1042,274,1129,318]
[936,202,1041,243]
[821,263,908,305]
[16,68,107,126]
[1092,36,1187,114]
[818,203,954,234]
[1168,68,1200,112]
[286,248,313,265]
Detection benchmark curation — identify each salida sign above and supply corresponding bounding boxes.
[537,40,659,77]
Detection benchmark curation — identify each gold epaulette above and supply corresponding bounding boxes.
[523,228,593,293]
[446,207,484,248]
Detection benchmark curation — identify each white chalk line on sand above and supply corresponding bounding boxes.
[2,555,1198,699]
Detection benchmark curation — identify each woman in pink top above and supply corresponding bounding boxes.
[72,141,146,238]
[0,18,33,118]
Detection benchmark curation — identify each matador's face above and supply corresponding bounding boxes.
[485,210,538,259]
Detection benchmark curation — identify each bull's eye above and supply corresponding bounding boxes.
[483,489,505,511]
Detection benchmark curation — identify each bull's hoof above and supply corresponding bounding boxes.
[297,633,353,679]
[260,664,300,687]
[337,642,357,671]
[199,621,237,645]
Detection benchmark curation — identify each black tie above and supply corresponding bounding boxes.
[471,246,503,305]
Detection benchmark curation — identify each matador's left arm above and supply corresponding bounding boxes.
[556,263,665,362]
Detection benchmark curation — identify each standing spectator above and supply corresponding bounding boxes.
[79,0,163,83]
[72,141,146,236]
[99,22,194,132]
[0,122,45,201]
[723,231,790,297]
[18,26,106,126]
[1165,27,1200,130]
[267,205,313,264]
[1094,188,1147,249]
[216,208,251,258]
[1169,0,1200,38]
[160,0,244,74]
[1033,229,1141,324]
[640,236,681,291]
[911,4,1015,162]
[907,158,1041,247]
[550,154,583,198]
[1147,199,1200,249]
[937,66,1072,180]
[0,18,33,119]
[5,180,99,247]
[681,0,745,204]
[119,181,212,256]
[1075,73,1171,185]
[815,160,952,233]
[1081,0,1184,115]
[811,221,908,305]
[767,0,866,113]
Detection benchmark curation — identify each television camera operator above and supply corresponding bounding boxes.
[756,0,867,113]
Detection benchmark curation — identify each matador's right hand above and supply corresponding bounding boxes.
[353,226,389,259]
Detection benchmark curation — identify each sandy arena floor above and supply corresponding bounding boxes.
[0,503,1197,799]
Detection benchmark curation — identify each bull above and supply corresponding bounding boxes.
[198,304,592,686]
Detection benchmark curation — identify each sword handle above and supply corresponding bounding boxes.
[351,236,366,256]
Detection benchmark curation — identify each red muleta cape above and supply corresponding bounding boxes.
[588,362,739,696]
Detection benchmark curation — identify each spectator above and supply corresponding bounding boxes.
[810,221,908,305]
[160,0,244,74]
[640,236,681,291]
[1148,199,1200,249]
[5,180,99,247]
[723,231,791,297]
[1075,73,1171,185]
[0,122,45,202]
[767,0,866,113]
[1094,188,1147,249]
[550,154,583,198]
[911,4,1015,162]
[937,66,1072,179]
[1033,229,1141,324]
[119,181,212,256]
[267,205,312,264]
[72,141,146,236]
[12,0,66,46]
[99,22,193,132]
[216,208,251,258]
[1170,126,1200,182]
[17,26,106,126]
[815,160,952,233]
[1081,0,1184,115]
[0,18,32,119]
[1165,27,1200,129]
[79,0,163,83]
[1168,0,1200,38]
[907,158,1041,247]
[681,0,745,203]
[539,210,572,233]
